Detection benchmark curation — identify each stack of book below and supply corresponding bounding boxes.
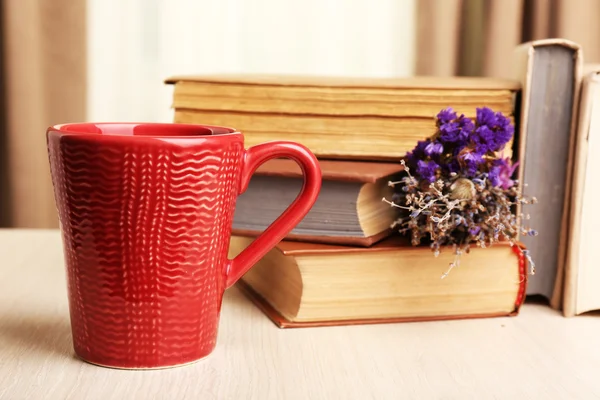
[165,74,528,327]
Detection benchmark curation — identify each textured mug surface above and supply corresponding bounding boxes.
[46,122,321,369]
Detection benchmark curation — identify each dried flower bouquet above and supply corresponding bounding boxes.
[384,107,537,278]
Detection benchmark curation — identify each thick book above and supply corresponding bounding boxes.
[166,74,519,161]
[165,74,518,117]
[562,66,600,316]
[229,235,528,328]
[511,39,583,304]
[232,159,403,246]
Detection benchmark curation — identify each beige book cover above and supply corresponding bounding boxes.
[165,73,521,90]
[562,65,600,316]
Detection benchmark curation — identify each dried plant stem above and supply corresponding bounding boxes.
[441,248,462,279]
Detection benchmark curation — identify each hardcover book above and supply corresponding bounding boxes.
[232,159,403,246]
[229,235,527,328]
[562,65,600,316]
[511,39,583,304]
[166,74,519,161]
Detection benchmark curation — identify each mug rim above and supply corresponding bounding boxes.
[47,122,241,138]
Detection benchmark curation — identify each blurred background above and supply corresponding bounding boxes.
[1,0,599,229]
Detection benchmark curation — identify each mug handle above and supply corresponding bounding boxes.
[225,141,322,288]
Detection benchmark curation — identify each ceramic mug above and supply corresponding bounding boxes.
[46,122,321,369]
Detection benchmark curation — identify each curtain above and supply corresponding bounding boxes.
[87,0,417,123]
[1,0,416,228]
[0,0,87,228]
[3,0,599,228]
[416,0,600,78]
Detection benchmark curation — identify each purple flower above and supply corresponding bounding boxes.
[404,107,516,187]
[425,140,444,156]
[472,107,514,152]
[472,125,496,154]
[493,111,514,149]
[405,140,429,168]
[440,123,466,144]
[441,159,460,175]
[439,121,459,140]
[436,108,457,124]
[476,107,497,127]
[439,114,473,146]
[414,140,429,155]
[458,150,484,177]
[469,226,481,236]
[416,160,439,183]
[493,159,519,189]
[457,114,475,134]
[487,159,505,187]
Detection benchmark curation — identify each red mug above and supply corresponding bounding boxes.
[46,122,321,369]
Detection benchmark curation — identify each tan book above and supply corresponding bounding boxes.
[174,109,515,161]
[166,74,519,161]
[511,39,583,305]
[562,66,600,317]
[232,159,403,246]
[166,74,518,118]
[229,236,527,328]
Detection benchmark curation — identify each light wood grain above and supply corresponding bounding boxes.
[1,229,600,399]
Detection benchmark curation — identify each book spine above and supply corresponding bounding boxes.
[512,244,528,313]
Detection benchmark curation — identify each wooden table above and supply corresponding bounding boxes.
[1,229,600,399]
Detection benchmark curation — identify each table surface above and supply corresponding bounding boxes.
[1,229,600,400]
